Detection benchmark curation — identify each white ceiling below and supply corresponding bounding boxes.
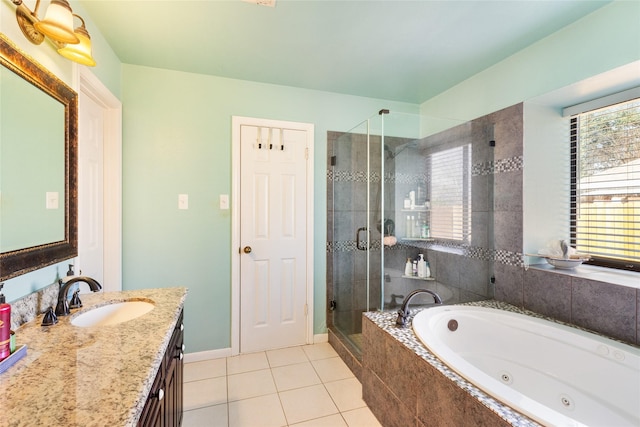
[79,0,610,104]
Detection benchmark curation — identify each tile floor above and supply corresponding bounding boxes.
[183,343,382,427]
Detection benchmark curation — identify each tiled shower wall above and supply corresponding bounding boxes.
[382,114,496,306]
[487,105,640,346]
[328,102,639,348]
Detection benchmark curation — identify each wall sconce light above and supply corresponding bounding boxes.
[57,15,96,66]
[11,0,96,66]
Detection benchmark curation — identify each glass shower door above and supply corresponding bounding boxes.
[327,115,382,355]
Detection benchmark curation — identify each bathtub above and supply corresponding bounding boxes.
[412,305,640,427]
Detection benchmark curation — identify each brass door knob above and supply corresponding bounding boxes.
[243,246,252,254]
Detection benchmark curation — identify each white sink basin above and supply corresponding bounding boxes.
[71,300,155,327]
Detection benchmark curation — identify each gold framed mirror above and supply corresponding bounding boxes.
[0,33,78,281]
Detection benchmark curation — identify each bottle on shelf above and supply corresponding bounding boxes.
[421,222,430,239]
[409,215,415,238]
[405,215,411,238]
[404,258,413,276]
[417,254,427,278]
[417,184,426,207]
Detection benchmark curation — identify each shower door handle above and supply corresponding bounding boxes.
[356,227,369,251]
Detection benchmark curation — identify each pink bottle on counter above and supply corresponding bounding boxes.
[0,283,11,361]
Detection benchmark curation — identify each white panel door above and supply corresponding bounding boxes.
[240,125,308,353]
[78,92,104,286]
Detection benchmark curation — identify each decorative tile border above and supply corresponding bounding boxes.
[327,240,382,252]
[365,301,541,427]
[393,171,429,185]
[495,249,526,268]
[471,161,495,177]
[326,170,381,183]
[327,169,428,185]
[327,238,524,268]
[495,156,524,174]
[472,155,524,176]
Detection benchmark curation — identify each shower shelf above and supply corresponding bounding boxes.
[401,275,435,281]
[400,208,429,213]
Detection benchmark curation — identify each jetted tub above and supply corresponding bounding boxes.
[412,305,640,427]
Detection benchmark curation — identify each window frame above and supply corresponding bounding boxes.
[569,100,640,272]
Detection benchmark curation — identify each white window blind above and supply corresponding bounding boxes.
[571,98,640,270]
[430,145,471,242]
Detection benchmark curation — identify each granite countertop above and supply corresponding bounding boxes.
[0,287,187,427]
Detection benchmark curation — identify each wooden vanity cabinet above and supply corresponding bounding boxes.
[138,310,184,427]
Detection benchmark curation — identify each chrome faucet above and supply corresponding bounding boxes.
[395,288,443,327]
[55,276,102,316]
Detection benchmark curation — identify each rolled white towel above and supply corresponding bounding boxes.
[383,236,397,247]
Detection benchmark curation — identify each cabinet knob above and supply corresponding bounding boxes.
[180,352,184,361]
[156,388,164,401]
[180,323,184,331]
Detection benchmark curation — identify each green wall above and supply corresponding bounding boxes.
[120,64,418,352]
[0,1,122,302]
[420,1,640,129]
[3,0,638,355]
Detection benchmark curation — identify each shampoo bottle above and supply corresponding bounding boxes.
[0,283,11,362]
[417,254,427,278]
[404,258,413,276]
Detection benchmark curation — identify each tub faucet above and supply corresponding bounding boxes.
[396,288,443,327]
[55,276,102,316]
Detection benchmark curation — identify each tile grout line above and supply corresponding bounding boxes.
[182,345,368,426]
[268,352,291,427]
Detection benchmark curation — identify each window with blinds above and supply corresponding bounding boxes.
[429,144,471,242]
[570,97,640,271]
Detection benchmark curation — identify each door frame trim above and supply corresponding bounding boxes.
[231,116,314,355]
[78,67,122,291]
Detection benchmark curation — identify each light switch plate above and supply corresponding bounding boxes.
[219,194,229,210]
[178,194,188,210]
[46,192,59,209]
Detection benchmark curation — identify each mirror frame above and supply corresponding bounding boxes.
[0,34,78,281]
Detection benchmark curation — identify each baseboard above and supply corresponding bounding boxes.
[314,333,328,343]
[184,347,231,363]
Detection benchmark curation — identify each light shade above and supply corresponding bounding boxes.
[57,23,96,66]
[34,0,79,44]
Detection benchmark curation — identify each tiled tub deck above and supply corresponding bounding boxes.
[362,301,544,427]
